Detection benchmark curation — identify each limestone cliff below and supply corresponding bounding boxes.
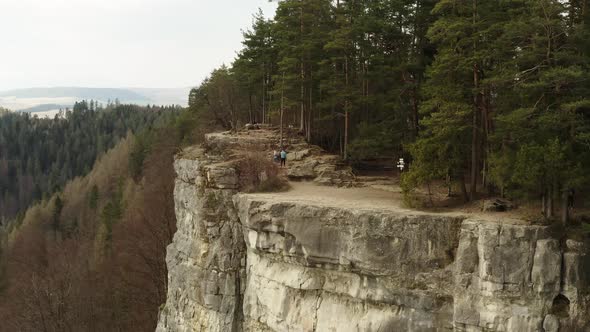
[156,147,245,332]
[157,131,589,332]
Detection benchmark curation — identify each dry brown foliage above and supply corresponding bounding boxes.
[236,152,289,193]
[0,130,178,331]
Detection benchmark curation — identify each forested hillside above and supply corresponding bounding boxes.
[190,0,590,215]
[0,122,186,331]
[0,102,180,221]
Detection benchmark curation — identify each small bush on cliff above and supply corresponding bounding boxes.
[236,152,289,193]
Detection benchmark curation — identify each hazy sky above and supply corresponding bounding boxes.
[0,0,277,91]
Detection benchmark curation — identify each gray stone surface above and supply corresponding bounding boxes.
[290,148,310,161]
[205,165,238,189]
[287,159,319,179]
[543,314,559,332]
[453,221,557,332]
[235,195,461,331]
[156,156,246,332]
[531,239,562,294]
[313,166,356,187]
[158,132,590,332]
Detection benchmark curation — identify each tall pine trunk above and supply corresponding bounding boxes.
[561,189,569,226]
[299,3,305,132]
[268,74,273,125]
[280,73,285,147]
[262,71,266,124]
[481,89,491,190]
[542,191,547,217]
[470,0,479,201]
[544,185,555,218]
[248,92,253,124]
[300,63,305,132]
[307,70,312,142]
[410,88,419,138]
[344,55,349,160]
[460,174,469,203]
[471,64,479,201]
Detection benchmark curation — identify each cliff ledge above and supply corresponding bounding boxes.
[157,130,589,332]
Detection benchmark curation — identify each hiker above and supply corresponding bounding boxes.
[280,148,287,167]
[273,150,280,163]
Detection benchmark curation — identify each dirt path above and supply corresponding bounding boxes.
[244,181,446,215]
[217,128,533,224]
[244,181,533,224]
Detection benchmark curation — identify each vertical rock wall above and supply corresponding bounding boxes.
[157,137,589,332]
[156,150,246,332]
[454,221,590,331]
[234,195,590,332]
[234,197,464,331]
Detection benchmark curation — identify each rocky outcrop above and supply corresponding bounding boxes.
[452,221,587,331]
[234,196,462,331]
[234,197,590,332]
[481,198,515,212]
[158,132,590,332]
[156,149,246,332]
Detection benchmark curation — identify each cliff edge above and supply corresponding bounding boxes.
[157,130,589,332]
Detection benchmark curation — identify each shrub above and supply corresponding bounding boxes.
[236,152,289,193]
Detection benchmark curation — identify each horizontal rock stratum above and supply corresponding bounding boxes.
[157,131,589,332]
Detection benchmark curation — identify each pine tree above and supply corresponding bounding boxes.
[488,0,590,221]
[234,10,277,124]
[272,0,332,139]
[406,0,512,201]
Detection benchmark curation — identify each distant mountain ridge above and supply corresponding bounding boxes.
[0,87,150,101]
[0,87,190,111]
[18,103,69,113]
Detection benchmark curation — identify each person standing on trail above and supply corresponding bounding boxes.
[280,148,287,167]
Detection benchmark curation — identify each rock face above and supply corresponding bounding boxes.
[156,149,246,332]
[158,133,590,332]
[453,222,571,331]
[234,197,462,331]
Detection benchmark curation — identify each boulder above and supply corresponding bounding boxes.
[312,163,356,187]
[314,169,356,187]
[205,165,238,189]
[287,160,319,179]
[291,149,310,161]
[482,198,514,212]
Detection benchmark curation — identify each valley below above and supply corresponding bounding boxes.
[0,87,190,117]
